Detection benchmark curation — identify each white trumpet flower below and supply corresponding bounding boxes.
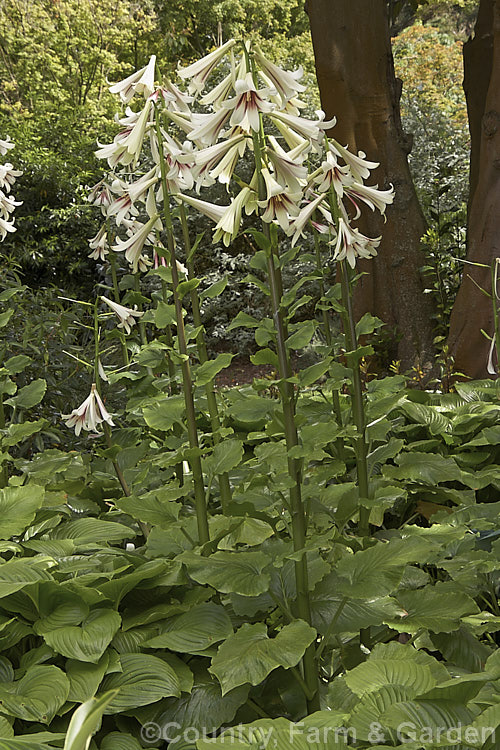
[254,50,306,104]
[177,39,236,93]
[62,383,114,436]
[109,55,156,102]
[223,73,276,133]
[331,217,381,268]
[101,296,144,334]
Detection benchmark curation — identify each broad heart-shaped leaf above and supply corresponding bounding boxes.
[101,654,181,713]
[217,517,274,550]
[42,608,121,662]
[382,697,475,742]
[198,717,350,750]
[4,379,46,409]
[386,584,479,633]
[286,320,316,350]
[195,353,234,386]
[0,484,45,539]
[142,395,185,431]
[1,420,47,448]
[204,440,244,477]
[348,684,414,742]
[144,602,232,653]
[114,486,183,527]
[179,550,271,596]
[63,689,118,750]
[209,620,316,695]
[0,665,69,723]
[344,645,442,699]
[382,451,463,485]
[335,538,432,598]
[156,668,249,740]
[67,654,109,702]
[100,733,144,750]
[0,557,54,597]
[50,518,135,546]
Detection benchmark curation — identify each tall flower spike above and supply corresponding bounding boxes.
[177,39,236,93]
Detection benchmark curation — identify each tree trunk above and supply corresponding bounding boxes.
[306,0,436,371]
[447,0,500,379]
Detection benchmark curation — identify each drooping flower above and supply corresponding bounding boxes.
[328,140,379,182]
[287,192,328,246]
[101,296,144,334]
[253,49,306,105]
[0,216,16,241]
[62,383,114,436]
[113,215,159,272]
[331,216,381,268]
[223,73,276,133]
[88,225,109,261]
[109,55,156,103]
[187,109,232,146]
[193,134,248,189]
[177,39,236,93]
[266,137,309,193]
[0,163,22,192]
[257,168,301,230]
[269,110,336,148]
[213,187,256,246]
[0,191,22,220]
[88,180,113,215]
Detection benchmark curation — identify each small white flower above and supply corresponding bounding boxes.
[101,295,144,334]
[62,383,114,436]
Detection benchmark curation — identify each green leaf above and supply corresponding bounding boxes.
[355,313,385,337]
[114,487,183,526]
[3,355,32,375]
[4,379,46,409]
[204,440,244,477]
[0,665,70,723]
[0,485,45,539]
[250,348,279,368]
[63,690,118,750]
[298,358,332,387]
[144,603,233,653]
[0,558,54,597]
[209,620,316,694]
[179,550,271,596]
[383,452,463,485]
[101,654,181,713]
[154,302,177,328]
[42,608,121,662]
[1,420,47,448]
[142,395,185,431]
[100,733,144,750]
[399,401,452,436]
[50,518,134,546]
[0,310,14,328]
[156,669,249,741]
[386,585,479,633]
[226,311,260,331]
[335,538,432,598]
[195,353,234,386]
[200,276,228,300]
[177,278,201,299]
[66,654,110,702]
[286,320,316,350]
[217,517,274,550]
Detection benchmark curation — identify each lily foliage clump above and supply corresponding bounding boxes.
[1,41,500,750]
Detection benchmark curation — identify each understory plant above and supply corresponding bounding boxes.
[1,44,500,750]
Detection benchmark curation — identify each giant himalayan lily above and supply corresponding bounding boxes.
[0,216,16,241]
[112,214,159,273]
[257,168,301,231]
[101,296,144,334]
[88,225,109,261]
[223,73,276,133]
[62,383,114,436]
[253,49,306,105]
[177,39,236,94]
[331,216,381,269]
[108,55,156,103]
[0,137,14,156]
[0,163,22,192]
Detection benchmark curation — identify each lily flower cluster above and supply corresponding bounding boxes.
[62,383,114,436]
[93,41,393,270]
[0,137,22,242]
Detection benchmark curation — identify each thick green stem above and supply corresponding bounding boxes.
[179,204,232,512]
[155,112,209,544]
[249,101,319,710]
[108,248,129,366]
[0,395,6,488]
[339,261,370,536]
[161,280,184,487]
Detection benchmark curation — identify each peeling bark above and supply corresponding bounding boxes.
[306,0,436,370]
[448,0,500,379]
